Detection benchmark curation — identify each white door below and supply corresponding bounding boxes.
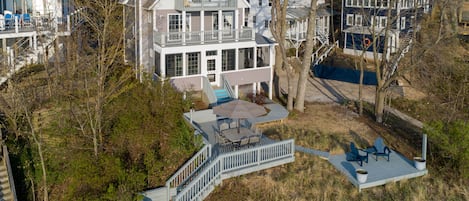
[206,55,218,84]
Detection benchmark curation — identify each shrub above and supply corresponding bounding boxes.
[425,120,469,178]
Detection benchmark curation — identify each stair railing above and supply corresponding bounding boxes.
[175,139,295,201]
[3,145,17,201]
[221,74,235,99]
[165,143,212,201]
[201,76,217,106]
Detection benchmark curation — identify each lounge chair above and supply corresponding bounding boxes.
[346,142,368,166]
[248,135,260,145]
[372,137,392,161]
[229,120,237,129]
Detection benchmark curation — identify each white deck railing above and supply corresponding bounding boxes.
[154,28,255,47]
[175,139,295,201]
[165,143,211,200]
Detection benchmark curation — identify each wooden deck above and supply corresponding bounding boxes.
[328,151,428,192]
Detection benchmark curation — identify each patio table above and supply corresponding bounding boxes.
[222,127,254,143]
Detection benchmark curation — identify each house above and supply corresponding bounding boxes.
[249,0,332,47]
[120,0,277,101]
[341,0,430,59]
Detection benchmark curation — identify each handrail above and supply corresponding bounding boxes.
[3,145,17,201]
[165,143,211,191]
[312,40,338,66]
[175,139,295,201]
[221,74,235,99]
[202,76,217,106]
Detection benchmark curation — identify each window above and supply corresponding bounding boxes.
[206,50,217,56]
[222,49,235,71]
[166,54,183,77]
[207,59,216,71]
[346,14,354,26]
[355,15,363,26]
[364,0,370,7]
[253,16,256,25]
[400,17,406,30]
[155,52,161,76]
[264,20,270,28]
[259,0,262,6]
[168,13,191,40]
[380,16,387,28]
[346,0,352,6]
[187,52,200,75]
[269,0,272,6]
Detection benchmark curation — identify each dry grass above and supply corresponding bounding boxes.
[205,103,469,201]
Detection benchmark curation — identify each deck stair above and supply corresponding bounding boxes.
[214,89,232,104]
[0,159,13,201]
[311,40,339,67]
[387,26,420,80]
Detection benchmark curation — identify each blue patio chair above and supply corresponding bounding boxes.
[346,142,368,166]
[372,137,392,161]
[4,13,13,27]
[22,13,31,26]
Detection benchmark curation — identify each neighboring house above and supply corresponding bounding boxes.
[459,0,469,35]
[0,0,70,16]
[341,0,430,59]
[120,0,277,100]
[249,0,332,46]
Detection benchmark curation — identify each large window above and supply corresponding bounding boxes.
[187,52,200,75]
[166,54,183,77]
[222,49,235,71]
[355,15,363,26]
[168,13,191,40]
[207,59,216,71]
[238,48,254,69]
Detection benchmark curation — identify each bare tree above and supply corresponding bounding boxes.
[294,0,318,112]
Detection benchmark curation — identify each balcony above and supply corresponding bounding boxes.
[154,28,255,47]
[175,0,237,11]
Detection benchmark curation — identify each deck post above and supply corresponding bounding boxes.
[422,134,427,161]
[14,16,19,33]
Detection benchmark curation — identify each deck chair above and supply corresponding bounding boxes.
[248,135,261,145]
[22,13,31,26]
[372,137,392,161]
[235,137,249,148]
[0,15,4,31]
[229,120,237,129]
[4,13,12,28]
[346,142,368,166]
[219,122,229,131]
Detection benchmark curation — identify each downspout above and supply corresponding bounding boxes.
[138,0,143,82]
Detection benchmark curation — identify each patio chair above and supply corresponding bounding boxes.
[248,135,261,145]
[0,15,4,31]
[219,122,229,131]
[234,137,249,148]
[229,120,237,129]
[346,142,368,166]
[4,13,13,28]
[216,133,231,146]
[372,137,392,161]
[22,13,31,26]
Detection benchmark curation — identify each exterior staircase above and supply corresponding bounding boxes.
[0,159,14,201]
[214,89,232,104]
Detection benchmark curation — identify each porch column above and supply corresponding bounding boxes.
[15,16,19,33]
[257,82,261,94]
[161,52,166,78]
[252,83,256,96]
[269,80,273,99]
[218,10,223,42]
[201,50,207,75]
[253,47,257,68]
[234,85,239,99]
[235,48,239,70]
[234,9,239,41]
[182,10,186,45]
[182,52,187,76]
[200,10,205,44]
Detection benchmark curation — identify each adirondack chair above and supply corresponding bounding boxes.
[372,137,392,161]
[346,142,368,166]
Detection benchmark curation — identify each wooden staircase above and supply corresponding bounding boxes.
[0,160,14,201]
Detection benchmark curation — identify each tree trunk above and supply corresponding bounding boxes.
[375,86,386,123]
[287,69,295,111]
[294,0,317,112]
